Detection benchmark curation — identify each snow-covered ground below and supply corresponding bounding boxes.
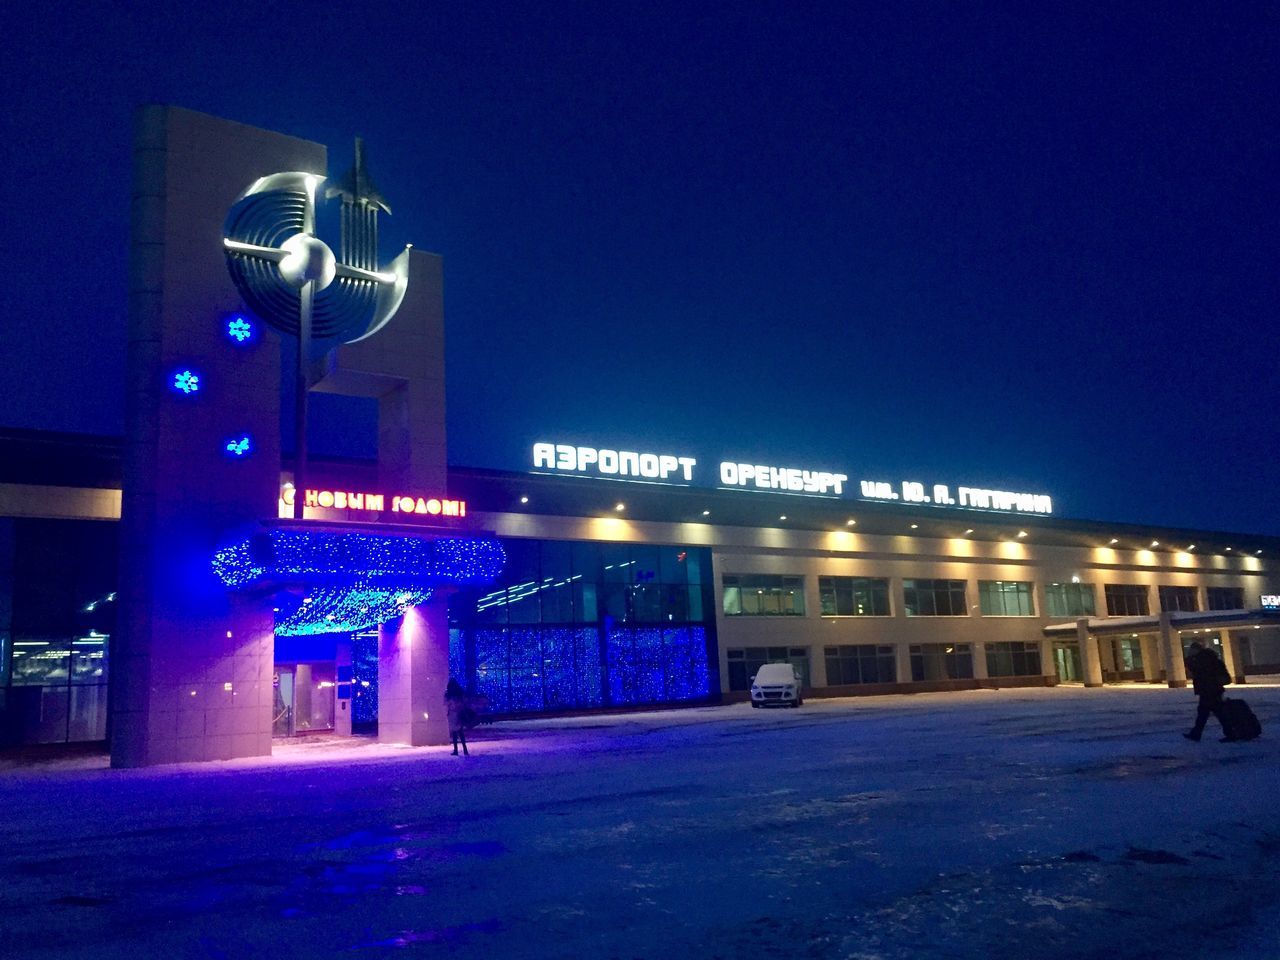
[2,685,1279,959]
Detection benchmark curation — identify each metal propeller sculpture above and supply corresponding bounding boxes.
[223,140,410,517]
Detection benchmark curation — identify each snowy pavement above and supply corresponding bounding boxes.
[2,685,1279,959]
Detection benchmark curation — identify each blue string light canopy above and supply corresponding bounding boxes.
[212,525,505,636]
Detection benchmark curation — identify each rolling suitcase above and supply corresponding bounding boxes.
[1220,698,1262,742]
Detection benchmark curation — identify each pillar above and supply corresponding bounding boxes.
[972,641,989,681]
[1076,620,1103,687]
[1219,630,1246,684]
[1158,612,1188,687]
[1139,634,1161,682]
[894,644,913,686]
[378,597,450,746]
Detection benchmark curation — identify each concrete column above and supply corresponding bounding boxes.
[1039,639,1056,684]
[894,643,913,685]
[1139,634,1161,682]
[1076,620,1103,687]
[1158,612,1188,687]
[971,641,989,681]
[378,597,450,746]
[1219,630,1245,684]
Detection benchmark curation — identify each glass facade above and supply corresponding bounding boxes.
[903,579,968,617]
[910,643,974,681]
[1158,585,1199,612]
[1045,582,1096,617]
[1104,584,1150,616]
[0,518,117,745]
[722,575,805,616]
[979,580,1035,616]
[725,647,811,691]
[824,644,896,685]
[449,540,717,713]
[818,576,890,616]
[986,641,1043,677]
[1206,587,1245,611]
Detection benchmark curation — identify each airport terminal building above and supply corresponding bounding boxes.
[1,106,1277,759]
[3,428,1279,748]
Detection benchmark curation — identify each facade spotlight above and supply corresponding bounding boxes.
[614,503,625,511]
[1109,538,1119,545]
[1150,540,1159,547]
[910,524,918,530]
[964,528,973,535]
[1017,531,1028,538]
[520,496,529,504]
[846,519,856,526]
[779,515,787,521]
[702,510,710,516]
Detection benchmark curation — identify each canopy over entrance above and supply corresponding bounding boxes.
[1043,608,1280,639]
[211,521,505,635]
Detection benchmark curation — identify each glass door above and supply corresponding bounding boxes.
[272,667,295,737]
[1053,642,1082,683]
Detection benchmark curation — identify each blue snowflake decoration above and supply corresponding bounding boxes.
[225,435,252,457]
[172,369,201,394]
[226,315,254,344]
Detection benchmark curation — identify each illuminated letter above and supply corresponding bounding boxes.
[426,498,442,515]
[738,464,755,486]
[367,495,384,511]
[720,462,737,485]
[679,457,697,481]
[415,497,429,514]
[755,465,771,489]
[349,493,364,510]
[556,444,575,470]
[577,447,598,470]
[658,455,677,478]
[442,499,461,517]
[335,491,348,509]
[305,489,320,507]
[619,451,640,476]
[533,443,556,468]
[832,474,847,495]
[599,449,619,474]
[638,453,660,478]
[786,469,802,491]
[282,487,296,506]
[318,490,335,508]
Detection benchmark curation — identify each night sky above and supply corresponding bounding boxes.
[2,3,1276,533]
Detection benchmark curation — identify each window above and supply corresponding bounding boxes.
[459,541,708,626]
[1158,585,1199,613]
[979,581,1035,617]
[910,643,973,681]
[986,641,1042,677]
[1206,587,1245,611]
[824,645,896,685]
[726,647,810,691]
[818,576,890,616]
[903,579,967,617]
[1104,584,1150,616]
[722,575,805,616]
[1045,582,1096,618]
[1115,637,1144,672]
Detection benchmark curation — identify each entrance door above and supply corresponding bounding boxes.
[273,667,295,737]
[1053,642,1082,683]
[273,662,336,736]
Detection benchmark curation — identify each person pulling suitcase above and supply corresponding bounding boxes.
[1182,641,1231,742]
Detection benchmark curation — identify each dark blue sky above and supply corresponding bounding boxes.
[2,3,1277,532]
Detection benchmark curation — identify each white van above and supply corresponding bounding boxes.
[749,662,803,708]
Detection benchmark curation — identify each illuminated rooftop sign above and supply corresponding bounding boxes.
[1262,594,1280,611]
[531,440,1053,515]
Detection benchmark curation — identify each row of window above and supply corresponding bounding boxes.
[725,641,1043,690]
[722,575,1246,618]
